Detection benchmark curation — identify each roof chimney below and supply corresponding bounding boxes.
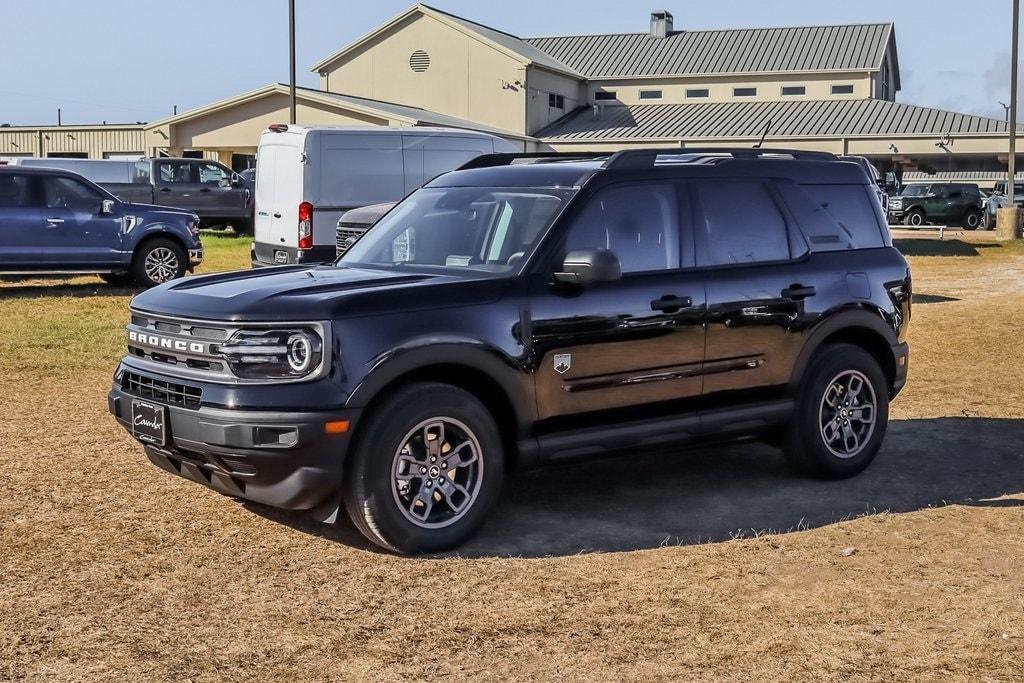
[650,10,673,38]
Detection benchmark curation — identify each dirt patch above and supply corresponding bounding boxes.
[2,235,1023,680]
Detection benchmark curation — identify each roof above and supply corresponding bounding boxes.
[310,4,583,78]
[538,99,1014,141]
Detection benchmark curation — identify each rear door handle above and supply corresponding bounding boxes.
[158,187,172,192]
[782,284,816,300]
[45,217,65,224]
[651,295,693,313]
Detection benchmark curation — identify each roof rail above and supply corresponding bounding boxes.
[603,147,838,170]
[457,151,609,171]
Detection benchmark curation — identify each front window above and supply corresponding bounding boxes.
[339,187,574,275]
[900,185,931,197]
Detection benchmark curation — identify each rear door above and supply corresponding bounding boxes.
[38,175,123,266]
[0,173,39,268]
[194,161,249,219]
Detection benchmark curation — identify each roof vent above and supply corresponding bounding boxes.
[409,50,430,73]
[650,10,674,38]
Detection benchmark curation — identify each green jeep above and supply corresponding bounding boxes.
[887,183,983,229]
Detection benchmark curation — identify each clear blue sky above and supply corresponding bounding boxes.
[1,0,1018,125]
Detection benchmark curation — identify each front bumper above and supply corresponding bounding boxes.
[891,341,909,397]
[251,242,335,268]
[108,381,359,510]
[189,248,204,268]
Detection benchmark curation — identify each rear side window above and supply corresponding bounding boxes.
[0,175,32,208]
[778,183,885,251]
[693,181,791,265]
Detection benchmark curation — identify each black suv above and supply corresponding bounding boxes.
[108,149,911,554]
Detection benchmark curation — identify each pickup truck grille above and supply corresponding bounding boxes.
[336,224,367,258]
[121,371,202,410]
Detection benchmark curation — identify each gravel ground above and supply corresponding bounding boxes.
[1,235,1022,681]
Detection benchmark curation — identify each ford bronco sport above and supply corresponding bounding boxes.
[108,149,911,554]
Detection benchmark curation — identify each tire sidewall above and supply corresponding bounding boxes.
[963,210,981,230]
[789,344,889,478]
[133,238,186,288]
[904,209,924,227]
[344,383,504,554]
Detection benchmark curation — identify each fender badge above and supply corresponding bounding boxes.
[554,353,571,374]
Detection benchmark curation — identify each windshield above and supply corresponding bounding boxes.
[339,187,574,275]
[900,185,931,197]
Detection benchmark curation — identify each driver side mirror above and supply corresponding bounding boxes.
[101,199,116,215]
[554,249,622,285]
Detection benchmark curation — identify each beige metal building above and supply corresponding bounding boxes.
[2,3,1016,179]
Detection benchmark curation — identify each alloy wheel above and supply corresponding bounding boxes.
[144,247,180,283]
[390,417,483,528]
[818,370,877,458]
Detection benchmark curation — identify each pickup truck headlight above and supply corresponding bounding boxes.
[218,328,324,380]
[188,216,201,238]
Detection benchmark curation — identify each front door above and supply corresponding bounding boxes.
[0,173,40,268]
[38,175,124,266]
[530,181,706,421]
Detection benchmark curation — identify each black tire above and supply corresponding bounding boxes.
[981,211,994,230]
[99,273,132,287]
[783,343,889,479]
[961,209,982,230]
[342,382,504,554]
[131,238,187,288]
[903,208,925,227]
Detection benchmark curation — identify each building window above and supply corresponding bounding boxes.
[781,86,806,96]
[549,93,565,109]
[639,89,663,100]
[595,91,617,101]
[686,88,710,98]
[733,87,757,97]
[832,84,855,95]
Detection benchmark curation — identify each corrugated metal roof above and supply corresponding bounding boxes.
[525,24,892,78]
[538,99,1012,140]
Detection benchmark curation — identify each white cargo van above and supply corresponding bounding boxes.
[251,125,519,266]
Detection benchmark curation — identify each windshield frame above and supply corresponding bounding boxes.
[336,185,579,278]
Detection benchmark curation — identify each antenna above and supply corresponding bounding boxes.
[754,119,773,149]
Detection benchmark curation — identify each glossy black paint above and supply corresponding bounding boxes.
[114,154,911,512]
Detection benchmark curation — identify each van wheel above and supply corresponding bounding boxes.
[903,209,925,227]
[132,238,186,288]
[961,209,982,230]
[783,344,889,479]
[342,383,504,554]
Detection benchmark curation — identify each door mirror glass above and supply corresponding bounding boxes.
[554,249,622,284]
[101,199,116,215]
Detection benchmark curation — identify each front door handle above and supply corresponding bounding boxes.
[651,295,693,313]
[782,284,816,300]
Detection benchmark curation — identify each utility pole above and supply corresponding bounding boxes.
[57,108,61,126]
[289,0,297,124]
[1010,0,1019,199]
[1000,101,1011,122]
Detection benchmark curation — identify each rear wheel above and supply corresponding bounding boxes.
[132,238,186,288]
[342,383,504,554]
[961,209,982,230]
[903,208,925,227]
[783,344,889,479]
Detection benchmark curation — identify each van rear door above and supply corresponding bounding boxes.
[254,136,302,263]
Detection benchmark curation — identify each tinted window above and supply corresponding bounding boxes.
[595,91,617,101]
[733,87,757,97]
[0,174,32,208]
[639,90,663,100]
[548,93,565,109]
[777,182,884,251]
[686,89,709,98]
[832,84,854,95]
[157,162,196,184]
[564,183,681,273]
[695,181,790,265]
[781,86,806,96]
[41,177,103,212]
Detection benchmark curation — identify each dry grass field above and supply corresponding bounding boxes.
[2,231,1023,681]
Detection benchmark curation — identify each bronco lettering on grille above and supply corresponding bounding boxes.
[128,330,207,355]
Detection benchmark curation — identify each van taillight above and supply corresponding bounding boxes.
[298,202,313,250]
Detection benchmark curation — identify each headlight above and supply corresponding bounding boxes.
[217,328,324,380]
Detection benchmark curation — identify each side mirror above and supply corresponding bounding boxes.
[101,199,116,215]
[554,248,621,285]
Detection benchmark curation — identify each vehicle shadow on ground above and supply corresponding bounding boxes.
[0,280,134,299]
[893,238,1003,257]
[256,417,1024,558]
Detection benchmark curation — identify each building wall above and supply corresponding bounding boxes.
[587,71,873,106]
[0,125,145,159]
[526,66,585,135]
[317,13,528,134]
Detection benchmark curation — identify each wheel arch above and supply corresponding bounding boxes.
[789,309,899,393]
[131,229,189,265]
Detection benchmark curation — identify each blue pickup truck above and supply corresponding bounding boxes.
[0,166,203,287]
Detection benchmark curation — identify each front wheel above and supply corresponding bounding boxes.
[342,383,504,554]
[132,238,186,288]
[961,209,982,230]
[903,209,925,227]
[783,344,889,479]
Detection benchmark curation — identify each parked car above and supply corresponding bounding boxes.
[887,182,983,228]
[11,157,253,233]
[335,202,395,257]
[0,167,202,287]
[108,148,911,554]
[250,125,519,267]
[982,180,1024,229]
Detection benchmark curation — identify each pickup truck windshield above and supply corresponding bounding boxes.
[339,187,574,275]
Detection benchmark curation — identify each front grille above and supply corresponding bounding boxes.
[336,225,367,257]
[121,371,202,410]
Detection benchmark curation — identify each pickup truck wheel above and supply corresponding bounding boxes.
[783,344,889,479]
[903,209,925,227]
[342,382,504,554]
[133,238,186,288]
[961,209,982,230]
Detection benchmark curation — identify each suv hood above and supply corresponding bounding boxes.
[130,264,508,321]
